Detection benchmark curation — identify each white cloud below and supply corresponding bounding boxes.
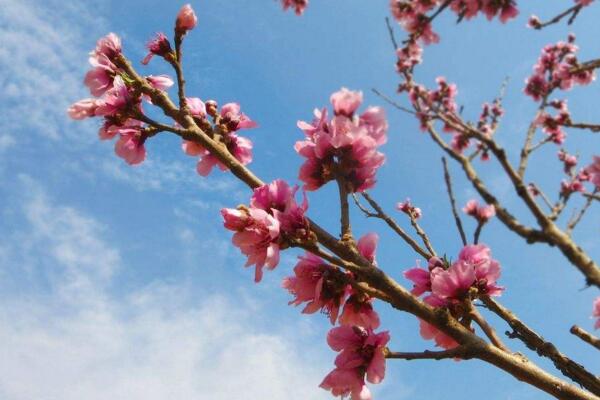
[0,179,330,400]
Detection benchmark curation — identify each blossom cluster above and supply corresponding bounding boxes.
[283,234,388,399]
[182,101,257,176]
[397,198,422,219]
[281,0,309,15]
[463,199,495,224]
[68,33,156,165]
[524,35,595,102]
[295,88,388,192]
[404,244,504,349]
[389,0,518,45]
[221,179,309,282]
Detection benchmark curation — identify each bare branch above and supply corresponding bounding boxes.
[385,346,473,360]
[570,325,600,351]
[442,157,467,246]
[483,297,600,395]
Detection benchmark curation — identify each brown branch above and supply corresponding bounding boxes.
[483,297,600,395]
[467,301,509,351]
[518,100,548,178]
[336,177,352,241]
[567,190,596,235]
[442,157,468,246]
[570,325,600,351]
[532,4,584,30]
[172,30,189,114]
[385,345,473,360]
[371,88,416,115]
[570,59,600,75]
[564,122,600,132]
[384,17,399,51]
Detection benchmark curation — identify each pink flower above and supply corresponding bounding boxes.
[593,297,600,329]
[320,326,389,399]
[176,4,197,32]
[146,75,174,91]
[114,128,146,165]
[220,102,258,131]
[93,33,122,60]
[419,319,459,350]
[331,88,363,117]
[295,91,387,192]
[99,118,142,140]
[68,98,101,120]
[357,233,378,265]
[339,295,380,329]
[281,0,309,15]
[585,156,600,188]
[431,261,476,301]
[457,244,504,296]
[396,198,422,219]
[221,207,281,282]
[404,265,433,296]
[481,0,519,23]
[251,179,310,239]
[576,0,594,7]
[463,199,496,223]
[142,32,173,65]
[182,133,253,176]
[187,97,207,118]
[94,76,133,116]
[84,54,118,97]
[283,252,349,324]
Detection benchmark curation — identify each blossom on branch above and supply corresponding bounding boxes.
[223,180,309,282]
[295,88,388,192]
[283,252,349,324]
[320,326,390,400]
[463,199,496,223]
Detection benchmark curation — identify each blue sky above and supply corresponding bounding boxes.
[0,0,599,399]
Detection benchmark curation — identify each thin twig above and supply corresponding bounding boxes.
[567,190,596,235]
[564,122,600,132]
[372,88,416,115]
[385,345,473,360]
[384,17,399,51]
[570,325,600,351]
[442,157,468,246]
[532,4,584,30]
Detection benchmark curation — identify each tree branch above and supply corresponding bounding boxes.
[442,157,468,246]
[483,297,600,395]
[570,325,600,351]
[385,346,473,360]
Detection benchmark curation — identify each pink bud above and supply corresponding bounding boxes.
[176,4,197,32]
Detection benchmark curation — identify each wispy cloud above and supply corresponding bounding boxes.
[0,178,330,400]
